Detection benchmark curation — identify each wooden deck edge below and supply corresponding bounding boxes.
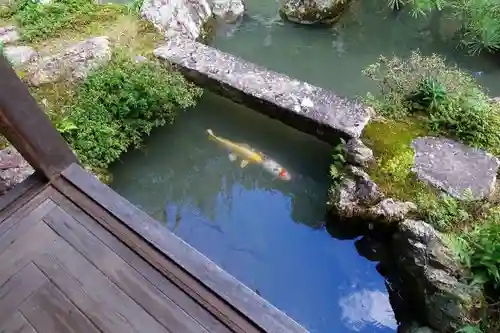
[59,163,309,333]
[0,172,48,220]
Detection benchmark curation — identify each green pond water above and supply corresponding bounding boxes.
[110,2,500,332]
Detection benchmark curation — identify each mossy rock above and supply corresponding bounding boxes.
[361,116,438,203]
[279,0,350,25]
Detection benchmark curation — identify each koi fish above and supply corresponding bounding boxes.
[206,129,291,181]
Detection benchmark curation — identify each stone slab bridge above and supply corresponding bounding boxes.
[0,56,309,333]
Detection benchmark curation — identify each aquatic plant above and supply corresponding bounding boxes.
[362,51,500,156]
[6,0,126,42]
[62,51,202,170]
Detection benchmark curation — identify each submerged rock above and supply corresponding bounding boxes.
[0,25,19,44]
[27,36,111,86]
[411,137,499,200]
[4,46,38,66]
[279,0,350,25]
[211,0,245,24]
[0,147,34,193]
[344,138,374,168]
[141,0,212,40]
[389,219,481,332]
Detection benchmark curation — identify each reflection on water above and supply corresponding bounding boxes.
[213,0,500,97]
[110,92,397,333]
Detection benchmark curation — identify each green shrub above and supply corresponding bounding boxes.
[10,0,125,42]
[60,53,202,170]
[363,51,500,155]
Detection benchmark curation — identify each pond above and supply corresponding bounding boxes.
[110,92,397,333]
[111,1,500,332]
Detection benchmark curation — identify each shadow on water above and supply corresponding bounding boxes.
[110,92,398,333]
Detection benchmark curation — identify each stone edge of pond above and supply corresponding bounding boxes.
[154,36,372,143]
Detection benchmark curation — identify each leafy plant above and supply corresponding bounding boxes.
[329,138,347,185]
[417,192,471,231]
[64,52,202,170]
[128,0,144,15]
[458,324,484,333]
[363,51,500,155]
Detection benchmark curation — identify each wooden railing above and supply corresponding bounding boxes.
[0,55,79,180]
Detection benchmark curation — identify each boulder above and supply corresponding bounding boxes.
[389,219,481,332]
[0,147,34,193]
[27,36,111,86]
[398,323,437,333]
[329,165,384,219]
[211,0,245,24]
[0,25,19,44]
[141,0,212,40]
[4,46,38,66]
[279,0,350,25]
[411,137,499,200]
[367,198,417,224]
[344,138,374,168]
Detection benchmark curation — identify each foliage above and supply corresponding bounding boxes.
[329,138,347,184]
[363,51,500,155]
[7,0,125,42]
[127,0,144,15]
[417,192,473,231]
[61,52,202,170]
[394,0,500,54]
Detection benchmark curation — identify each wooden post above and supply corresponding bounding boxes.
[0,55,79,179]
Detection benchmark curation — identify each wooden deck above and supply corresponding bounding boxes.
[0,164,308,333]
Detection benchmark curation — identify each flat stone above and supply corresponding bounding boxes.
[0,25,19,44]
[141,0,212,40]
[155,37,372,141]
[4,46,38,66]
[28,36,111,86]
[411,137,500,200]
[0,147,34,193]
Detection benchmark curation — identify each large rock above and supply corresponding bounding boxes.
[0,25,19,44]
[4,46,38,66]
[344,138,374,168]
[211,0,245,24]
[0,147,34,193]
[367,198,417,224]
[411,137,499,200]
[141,0,212,40]
[155,37,372,142]
[389,219,481,332]
[279,0,350,25]
[27,36,111,86]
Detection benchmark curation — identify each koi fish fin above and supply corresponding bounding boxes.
[240,160,249,168]
[228,153,237,162]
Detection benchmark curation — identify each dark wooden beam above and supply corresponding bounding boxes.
[0,55,79,179]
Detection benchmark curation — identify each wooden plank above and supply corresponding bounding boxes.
[0,199,56,254]
[60,163,308,333]
[0,311,38,333]
[0,56,78,179]
[0,186,52,227]
[0,219,59,288]
[0,263,49,324]
[0,172,46,216]
[51,176,255,333]
[33,231,170,333]
[49,190,233,333]
[20,282,100,333]
[43,205,210,333]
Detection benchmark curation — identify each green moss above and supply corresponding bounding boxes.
[362,116,438,202]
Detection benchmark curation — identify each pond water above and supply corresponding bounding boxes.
[212,0,500,97]
[110,92,397,333]
[110,1,500,332]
